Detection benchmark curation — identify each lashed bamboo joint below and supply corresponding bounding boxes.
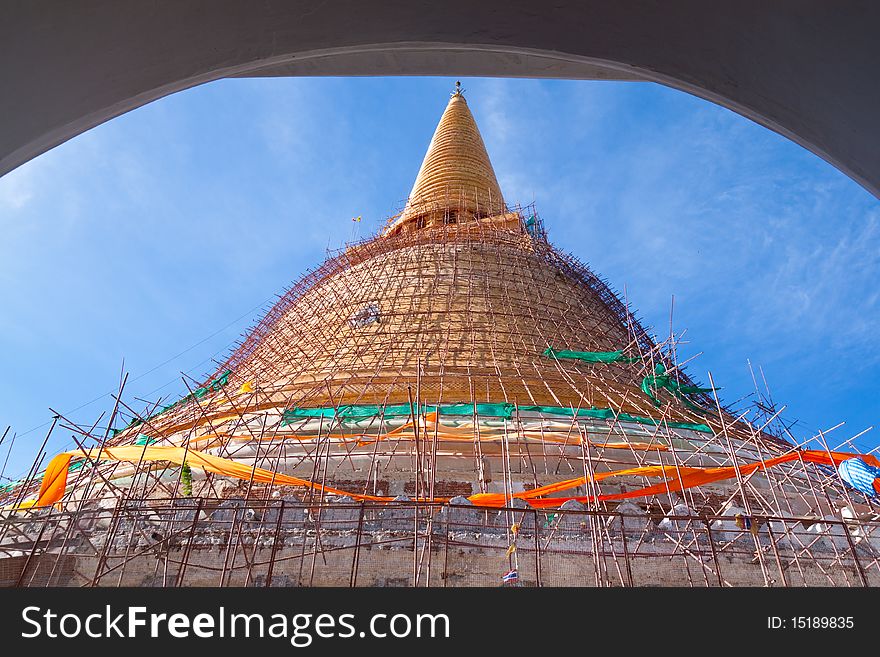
[1,83,878,589]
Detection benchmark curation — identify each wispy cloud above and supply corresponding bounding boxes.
[0,165,35,212]
[472,78,880,440]
[0,76,877,475]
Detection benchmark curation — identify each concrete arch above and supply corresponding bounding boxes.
[2,1,878,198]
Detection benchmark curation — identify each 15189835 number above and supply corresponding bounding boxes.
[768,617,854,629]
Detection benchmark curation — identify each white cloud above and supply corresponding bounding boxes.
[0,165,35,211]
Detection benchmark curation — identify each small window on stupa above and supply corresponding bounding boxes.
[349,302,381,328]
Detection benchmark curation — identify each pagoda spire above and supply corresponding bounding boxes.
[385,82,505,234]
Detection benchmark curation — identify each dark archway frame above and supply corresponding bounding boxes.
[2,2,879,198]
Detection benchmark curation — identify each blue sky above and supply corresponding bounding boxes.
[0,76,877,480]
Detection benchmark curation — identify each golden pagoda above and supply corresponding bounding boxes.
[2,83,878,588]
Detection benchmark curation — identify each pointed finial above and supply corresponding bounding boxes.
[452,80,464,98]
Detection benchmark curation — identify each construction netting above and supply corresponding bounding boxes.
[282,402,712,433]
[111,370,233,436]
[641,363,714,411]
[543,346,640,364]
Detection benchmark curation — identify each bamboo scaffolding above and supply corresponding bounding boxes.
[0,206,876,589]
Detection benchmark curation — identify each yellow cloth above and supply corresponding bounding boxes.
[17,445,879,511]
[22,446,393,509]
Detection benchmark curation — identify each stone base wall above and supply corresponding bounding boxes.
[4,500,878,588]
[7,531,877,588]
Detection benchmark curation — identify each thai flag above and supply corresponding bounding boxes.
[502,569,518,584]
